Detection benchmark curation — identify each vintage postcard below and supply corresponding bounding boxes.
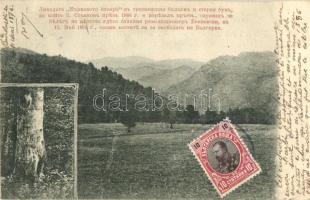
[0,83,78,199]
[0,0,309,199]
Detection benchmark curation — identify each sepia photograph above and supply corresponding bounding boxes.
[0,46,277,200]
[0,84,78,199]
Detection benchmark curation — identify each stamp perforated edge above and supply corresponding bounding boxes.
[188,119,262,198]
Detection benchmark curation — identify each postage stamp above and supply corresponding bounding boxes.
[188,119,261,198]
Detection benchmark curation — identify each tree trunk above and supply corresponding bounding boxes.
[1,88,46,182]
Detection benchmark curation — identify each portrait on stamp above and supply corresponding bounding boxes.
[208,139,240,174]
[189,119,261,197]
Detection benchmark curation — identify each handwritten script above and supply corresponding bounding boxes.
[0,5,16,48]
[274,4,310,199]
[0,4,43,48]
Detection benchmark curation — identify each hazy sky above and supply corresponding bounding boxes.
[6,1,280,62]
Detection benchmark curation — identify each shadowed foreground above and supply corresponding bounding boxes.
[78,123,276,200]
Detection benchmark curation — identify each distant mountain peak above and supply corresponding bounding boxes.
[89,56,205,70]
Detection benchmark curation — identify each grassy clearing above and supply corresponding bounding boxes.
[78,123,276,199]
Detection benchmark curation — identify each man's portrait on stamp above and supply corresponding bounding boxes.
[189,120,262,197]
[207,138,240,174]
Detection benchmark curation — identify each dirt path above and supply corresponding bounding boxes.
[105,132,120,171]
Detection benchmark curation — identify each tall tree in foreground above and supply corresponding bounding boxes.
[1,88,46,182]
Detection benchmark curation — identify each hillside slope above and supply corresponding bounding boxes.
[0,48,156,123]
[138,65,195,92]
[164,52,278,113]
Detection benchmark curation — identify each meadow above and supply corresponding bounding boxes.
[78,123,276,200]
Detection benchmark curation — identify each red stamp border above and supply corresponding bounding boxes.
[188,119,261,198]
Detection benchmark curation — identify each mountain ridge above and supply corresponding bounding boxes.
[164,51,277,113]
[90,56,204,70]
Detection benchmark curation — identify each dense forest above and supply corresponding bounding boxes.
[0,48,156,123]
[0,48,276,125]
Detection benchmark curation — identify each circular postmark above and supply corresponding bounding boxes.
[207,138,240,174]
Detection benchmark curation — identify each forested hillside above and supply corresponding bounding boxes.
[0,48,157,123]
[0,48,277,124]
[165,52,278,115]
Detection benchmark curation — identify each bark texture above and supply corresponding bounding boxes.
[1,88,46,181]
